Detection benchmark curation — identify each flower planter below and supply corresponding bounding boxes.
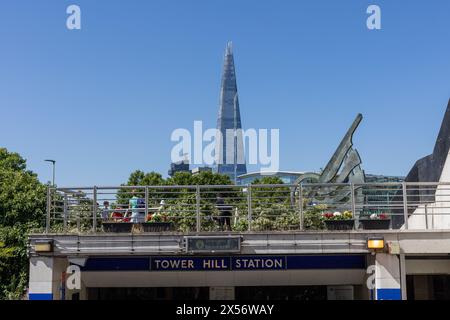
[102,222,133,233]
[324,219,354,231]
[102,222,175,233]
[142,222,175,232]
[359,219,391,230]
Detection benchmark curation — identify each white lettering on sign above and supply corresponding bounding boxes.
[154,259,194,269]
[234,258,283,269]
[203,259,227,269]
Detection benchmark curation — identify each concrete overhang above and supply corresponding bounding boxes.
[28,230,450,257]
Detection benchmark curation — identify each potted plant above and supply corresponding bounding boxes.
[142,212,175,232]
[322,210,354,230]
[359,213,390,230]
[102,220,133,233]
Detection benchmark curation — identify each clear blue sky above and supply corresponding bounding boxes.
[1,0,449,186]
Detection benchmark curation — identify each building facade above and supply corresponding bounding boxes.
[27,230,450,300]
[168,160,190,177]
[214,42,247,182]
[237,171,404,186]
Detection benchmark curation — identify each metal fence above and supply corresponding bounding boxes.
[44,182,450,233]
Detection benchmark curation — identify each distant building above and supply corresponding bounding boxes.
[191,167,212,175]
[213,42,247,182]
[237,171,306,185]
[237,171,404,185]
[168,160,190,177]
[365,174,405,183]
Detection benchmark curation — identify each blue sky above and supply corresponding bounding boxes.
[0,0,449,186]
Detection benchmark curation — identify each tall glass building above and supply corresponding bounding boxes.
[214,42,247,182]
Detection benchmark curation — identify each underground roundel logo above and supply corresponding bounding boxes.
[194,240,205,250]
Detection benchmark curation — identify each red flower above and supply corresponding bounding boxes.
[379,213,388,220]
[322,212,334,219]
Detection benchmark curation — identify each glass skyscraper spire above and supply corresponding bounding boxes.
[214,42,247,182]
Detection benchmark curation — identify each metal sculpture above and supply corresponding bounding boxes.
[292,114,366,209]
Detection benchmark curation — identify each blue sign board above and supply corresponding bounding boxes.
[231,256,285,270]
[152,257,231,271]
[81,255,366,272]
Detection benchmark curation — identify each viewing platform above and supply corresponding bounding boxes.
[31,181,450,257]
[28,182,450,300]
[40,182,450,235]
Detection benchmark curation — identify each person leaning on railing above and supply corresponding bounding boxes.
[215,194,232,231]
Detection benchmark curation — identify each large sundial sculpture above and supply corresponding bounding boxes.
[292,114,366,208]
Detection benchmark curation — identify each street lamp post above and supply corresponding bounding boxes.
[45,159,56,186]
[233,93,238,185]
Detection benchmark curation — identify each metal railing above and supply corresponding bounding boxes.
[43,182,450,233]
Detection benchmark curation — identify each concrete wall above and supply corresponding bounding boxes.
[374,254,401,300]
[28,256,87,300]
[27,231,450,300]
[28,257,68,300]
[79,269,366,288]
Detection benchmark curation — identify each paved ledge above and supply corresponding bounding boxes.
[28,230,450,257]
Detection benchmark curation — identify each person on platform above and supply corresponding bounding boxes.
[215,194,232,231]
[129,190,141,223]
[101,201,110,221]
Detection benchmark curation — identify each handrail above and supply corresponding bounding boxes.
[45,181,450,234]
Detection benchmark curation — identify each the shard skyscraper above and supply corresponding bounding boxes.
[214,42,247,182]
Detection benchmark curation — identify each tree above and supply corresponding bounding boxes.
[0,148,26,172]
[0,148,46,299]
[250,176,297,231]
[116,171,166,207]
[126,170,165,186]
[117,170,234,231]
[251,176,289,206]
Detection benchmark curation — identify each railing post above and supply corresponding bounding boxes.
[247,184,252,231]
[76,199,80,232]
[46,186,51,233]
[299,184,304,230]
[196,185,201,232]
[93,186,97,232]
[63,193,68,231]
[145,186,149,223]
[402,182,409,229]
[350,183,356,229]
[424,204,429,230]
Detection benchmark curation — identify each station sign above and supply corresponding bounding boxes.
[80,255,367,272]
[151,256,285,271]
[185,236,241,253]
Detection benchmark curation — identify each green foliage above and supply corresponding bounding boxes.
[249,177,298,231]
[116,171,165,206]
[233,217,249,232]
[251,176,284,185]
[0,169,46,226]
[127,170,165,186]
[303,204,327,230]
[274,211,300,230]
[166,170,232,186]
[0,148,27,172]
[118,170,234,231]
[0,223,37,299]
[0,148,46,299]
[251,176,290,207]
